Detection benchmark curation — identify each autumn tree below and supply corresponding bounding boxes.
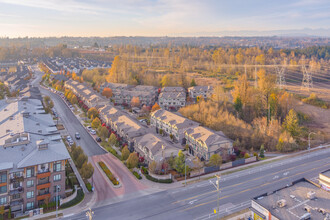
[151,103,161,112]
[106,56,121,83]
[102,87,113,98]
[87,107,98,119]
[148,161,157,174]
[80,162,94,180]
[131,96,140,108]
[121,146,130,161]
[76,154,88,169]
[98,126,109,140]
[175,150,187,174]
[257,69,276,116]
[127,152,139,168]
[91,117,101,129]
[209,154,222,168]
[108,133,119,147]
[283,109,301,137]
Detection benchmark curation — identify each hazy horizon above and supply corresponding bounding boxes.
[0,0,329,38]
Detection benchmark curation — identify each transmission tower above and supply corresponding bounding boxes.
[301,64,313,90]
[274,60,286,90]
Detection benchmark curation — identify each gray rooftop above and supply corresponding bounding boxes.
[0,98,70,172]
[253,178,330,220]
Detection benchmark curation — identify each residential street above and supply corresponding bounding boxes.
[63,147,330,220]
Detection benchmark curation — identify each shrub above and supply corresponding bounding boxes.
[132,171,142,180]
[230,154,236,161]
[98,162,119,185]
[145,173,172,184]
[141,166,149,175]
[60,189,84,209]
[244,153,250,159]
[86,182,92,192]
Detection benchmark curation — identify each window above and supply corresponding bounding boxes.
[26,191,34,199]
[0,172,7,184]
[53,174,61,182]
[26,202,34,210]
[26,167,34,178]
[53,161,61,172]
[27,180,34,188]
[0,185,7,194]
[0,197,6,205]
[54,185,61,193]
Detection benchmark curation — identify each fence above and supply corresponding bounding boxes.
[149,172,172,180]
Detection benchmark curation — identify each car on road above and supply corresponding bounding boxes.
[96,137,102,142]
[90,129,96,135]
[75,132,80,139]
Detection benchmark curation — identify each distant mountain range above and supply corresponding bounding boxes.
[173,28,330,37]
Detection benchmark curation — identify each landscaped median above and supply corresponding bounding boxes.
[98,161,121,188]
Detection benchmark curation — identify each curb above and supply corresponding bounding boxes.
[96,160,122,189]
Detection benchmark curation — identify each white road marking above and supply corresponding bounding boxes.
[189,199,198,205]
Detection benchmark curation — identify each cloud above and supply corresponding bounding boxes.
[0,0,105,14]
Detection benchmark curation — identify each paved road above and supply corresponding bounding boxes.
[63,147,330,220]
[31,66,106,157]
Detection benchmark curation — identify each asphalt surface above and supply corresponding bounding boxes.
[63,147,330,220]
[31,66,106,157]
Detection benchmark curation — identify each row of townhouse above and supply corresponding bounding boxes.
[187,86,213,99]
[42,57,111,74]
[150,109,199,144]
[0,97,70,217]
[100,83,158,107]
[64,79,109,109]
[150,109,233,161]
[98,105,180,164]
[158,87,186,110]
[0,65,31,92]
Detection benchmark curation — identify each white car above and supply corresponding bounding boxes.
[86,126,92,131]
[90,129,96,135]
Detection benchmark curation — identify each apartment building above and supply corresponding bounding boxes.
[150,109,199,144]
[134,133,179,164]
[185,126,233,161]
[158,87,186,110]
[188,86,213,99]
[0,97,70,217]
[64,79,109,109]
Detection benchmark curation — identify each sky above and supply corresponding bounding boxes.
[0,0,329,37]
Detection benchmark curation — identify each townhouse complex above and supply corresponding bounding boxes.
[100,83,158,107]
[150,109,233,161]
[188,86,213,99]
[65,79,108,109]
[42,57,111,74]
[158,87,186,110]
[65,80,179,164]
[0,97,70,217]
[0,65,31,92]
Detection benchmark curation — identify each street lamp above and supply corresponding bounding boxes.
[86,208,94,220]
[184,158,191,186]
[210,175,221,220]
[308,132,316,150]
[55,185,60,218]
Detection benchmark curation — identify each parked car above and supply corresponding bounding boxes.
[75,132,80,139]
[90,129,96,135]
[86,126,92,131]
[66,136,72,142]
[68,140,74,146]
[96,137,102,142]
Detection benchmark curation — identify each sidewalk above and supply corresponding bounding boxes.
[68,159,89,194]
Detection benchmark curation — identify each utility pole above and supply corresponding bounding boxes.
[86,208,94,220]
[308,132,316,151]
[274,59,286,90]
[210,175,221,220]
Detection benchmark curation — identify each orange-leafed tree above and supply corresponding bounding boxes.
[102,88,113,98]
[151,102,161,112]
[131,97,140,107]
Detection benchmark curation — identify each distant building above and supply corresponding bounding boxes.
[250,178,330,220]
[188,86,213,99]
[185,126,233,161]
[0,97,70,217]
[158,87,186,110]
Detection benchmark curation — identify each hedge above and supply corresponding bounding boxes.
[98,161,119,185]
[145,173,172,184]
[132,171,142,180]
[60,189,84,209]
[85,182,92,192]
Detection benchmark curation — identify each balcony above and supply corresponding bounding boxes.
[10,198,23,206]
[36,182,51,190]
[37,170,50,179]
[37,193,51,201]
[10,175,24,183]
[9,187,24,195]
